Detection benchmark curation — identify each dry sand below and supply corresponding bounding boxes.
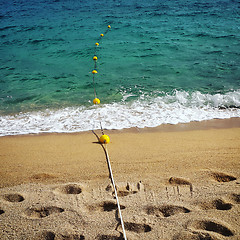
[0,118,240,240]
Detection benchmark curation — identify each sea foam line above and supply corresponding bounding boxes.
[0,90,240,136]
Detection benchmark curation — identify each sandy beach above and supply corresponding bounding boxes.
[0,118,240,240]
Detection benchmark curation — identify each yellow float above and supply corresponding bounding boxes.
[93,98,100,104]
[99,134,110,144]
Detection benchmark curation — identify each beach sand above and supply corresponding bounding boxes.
[0,118,240,239]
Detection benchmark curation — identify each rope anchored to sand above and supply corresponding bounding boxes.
[91,25,127,240]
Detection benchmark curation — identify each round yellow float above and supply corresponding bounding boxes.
[95,42,99,46]
[93,56,98,60]
[93,98,100,104]
[92,70,98,74]
[99,134,110,144]
[108,25,111,28]
[100,34,104,37]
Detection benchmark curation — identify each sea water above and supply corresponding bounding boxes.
[0,0,240,136]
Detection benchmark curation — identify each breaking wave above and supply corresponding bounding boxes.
[0,90,239,136]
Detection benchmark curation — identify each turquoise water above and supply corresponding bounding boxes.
[0,0,240,135]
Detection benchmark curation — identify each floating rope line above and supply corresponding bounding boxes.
[91,25,127,240]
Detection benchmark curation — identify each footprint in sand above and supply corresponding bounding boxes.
[56,184,82,194]
[106,181,143,197]
[169,177,192,186]
[187,219,234,237]
[24,206,64,218]
[89,201,125,212]
[97,235,122,240]
[37,231,85,240]
[173,230,219,240]
[100,201,126,212]
[0,209,4,215]
[117,222,152,233]
[210,172,236,182]
[2,193,24,202]
[36,231,55,240]
[228,193,240,204]
[31,173,56,181]
[58,234,85,240]
[199,199,232,211]
[168,177,193,194]
[145,205,190,218]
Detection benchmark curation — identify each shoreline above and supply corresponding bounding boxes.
[113,117,240,134]
[1,117,240,139]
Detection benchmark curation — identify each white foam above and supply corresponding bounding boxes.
[0,90,240,136]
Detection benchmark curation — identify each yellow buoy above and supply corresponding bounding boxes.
[108,25,111,28]
[93,56,98,60]
[93,98,100,104]
[99,134,110,144]
[95,42,99,46]
[100,34,104,37]
[92,70,98,74]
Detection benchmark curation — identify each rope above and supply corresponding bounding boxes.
[102,145,127,240]
[92,73,97,99]
[99,119,104,135]
[91,25,127,240]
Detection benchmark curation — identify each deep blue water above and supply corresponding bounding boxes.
[0,0,240,135]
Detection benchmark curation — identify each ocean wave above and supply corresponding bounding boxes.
[0,90,239,136]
